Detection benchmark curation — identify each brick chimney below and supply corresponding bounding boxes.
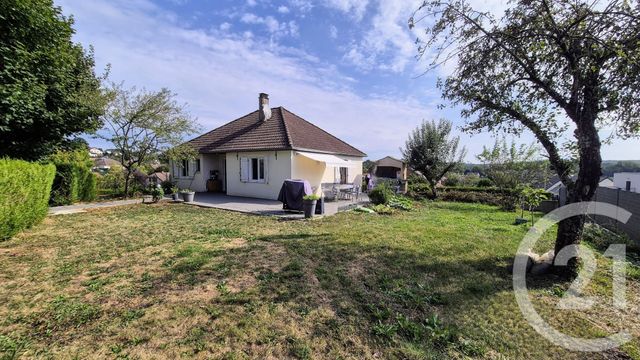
[259,93,271,121]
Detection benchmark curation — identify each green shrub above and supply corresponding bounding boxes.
[369,183,392,205]
[160,180,174,194]
[582,223,637,252]
[0,158,56,240]
[439,190,504,207]
[388,195,413,211]
[407,182,432,200]
[97,165,125,197]
[48,150,96,205]
[476,178,493,187]
[80,172,97,202]
[370,204,396,215]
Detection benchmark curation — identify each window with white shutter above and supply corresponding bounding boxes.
[240,157,250,182]
[241,157,266,183]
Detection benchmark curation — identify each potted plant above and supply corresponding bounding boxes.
[181,188,195,203]
[302,194,321,218]
[171,186,180,201]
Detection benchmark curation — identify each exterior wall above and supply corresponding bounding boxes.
[170,154,225,192]
[613,173,640,193]
[291,153,363,195]
[225,150,293,200]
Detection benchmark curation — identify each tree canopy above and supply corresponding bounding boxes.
[99,84,200,197]
[0,0,108,160]
[401,119,467,198]
[411,0,640,274]
[476,137,552,189]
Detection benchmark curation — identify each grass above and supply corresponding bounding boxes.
[0,201,639,359]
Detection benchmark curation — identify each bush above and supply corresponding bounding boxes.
[582,223,637,252]
[0,158,56,240]
[408,182,432,200]
[370,204,396,215]
[369,183,392,205]
[388,195,413,211]
[160,180,174,194]
[476,178,493,187]
[48,150,96,205]
[96,165,125,198]
[439,190,505,207]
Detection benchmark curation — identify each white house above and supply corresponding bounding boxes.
[170,94,366,200]
[88,147,103,158]
[613,172,640,193]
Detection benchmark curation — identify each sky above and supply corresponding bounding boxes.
[56,0,639,162]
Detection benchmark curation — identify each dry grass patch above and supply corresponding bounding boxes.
[0,202,639,359]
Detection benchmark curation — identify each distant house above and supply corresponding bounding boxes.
[170,93,366,200]
[89,147,103,158]
[613,172,640,193]
[92,157,120,173]
[546,175,615,196]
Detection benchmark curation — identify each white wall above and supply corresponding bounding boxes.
[225,150,293,200]
[614,172,640,193]
[291,153,363,195]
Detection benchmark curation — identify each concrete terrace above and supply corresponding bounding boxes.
[186,192,368,219]
[48,193,369,219]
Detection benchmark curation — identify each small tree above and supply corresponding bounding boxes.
[521,187,549,224]
[401,119,467,198]
[99,84,200,198]
[476,137,552,189]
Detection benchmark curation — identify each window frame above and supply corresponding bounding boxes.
[249,157,265,183]
[181,159,189,177]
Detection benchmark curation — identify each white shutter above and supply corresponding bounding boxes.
[240,157,249,182]
[334,166,338,183]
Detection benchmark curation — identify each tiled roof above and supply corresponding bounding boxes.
[185,107,366,157]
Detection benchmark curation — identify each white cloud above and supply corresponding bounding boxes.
[54,0,640,160]
[287,0,313,13]
[324,0,369,21]
[277,5,290,13]
[219,22,231,31]
[240,13,299,38]
[56,0,441,160]
[246,0,257,7]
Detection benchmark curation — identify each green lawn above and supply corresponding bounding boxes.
[0,202,638,359]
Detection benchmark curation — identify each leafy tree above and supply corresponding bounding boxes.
[0,0,108,160]
[362,159,376,174]
[99,84,200,198]
[401,119,467,198]
[411,0,640,275]
[521,187,550,224]
[477,137,552,189]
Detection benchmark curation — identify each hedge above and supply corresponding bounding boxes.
[0,158,56,240]
[49,150,96,206]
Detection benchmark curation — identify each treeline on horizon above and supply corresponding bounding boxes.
[462,160,640,178]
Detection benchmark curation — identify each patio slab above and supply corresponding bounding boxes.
[183,192,368,218]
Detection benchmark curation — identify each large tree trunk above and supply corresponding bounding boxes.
[553,106,602,277]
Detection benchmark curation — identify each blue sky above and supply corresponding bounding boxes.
[57,0,639,161]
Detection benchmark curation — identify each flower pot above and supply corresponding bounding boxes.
[303,199,317,218]
[172,193,180,201]
[181,192,195,203]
